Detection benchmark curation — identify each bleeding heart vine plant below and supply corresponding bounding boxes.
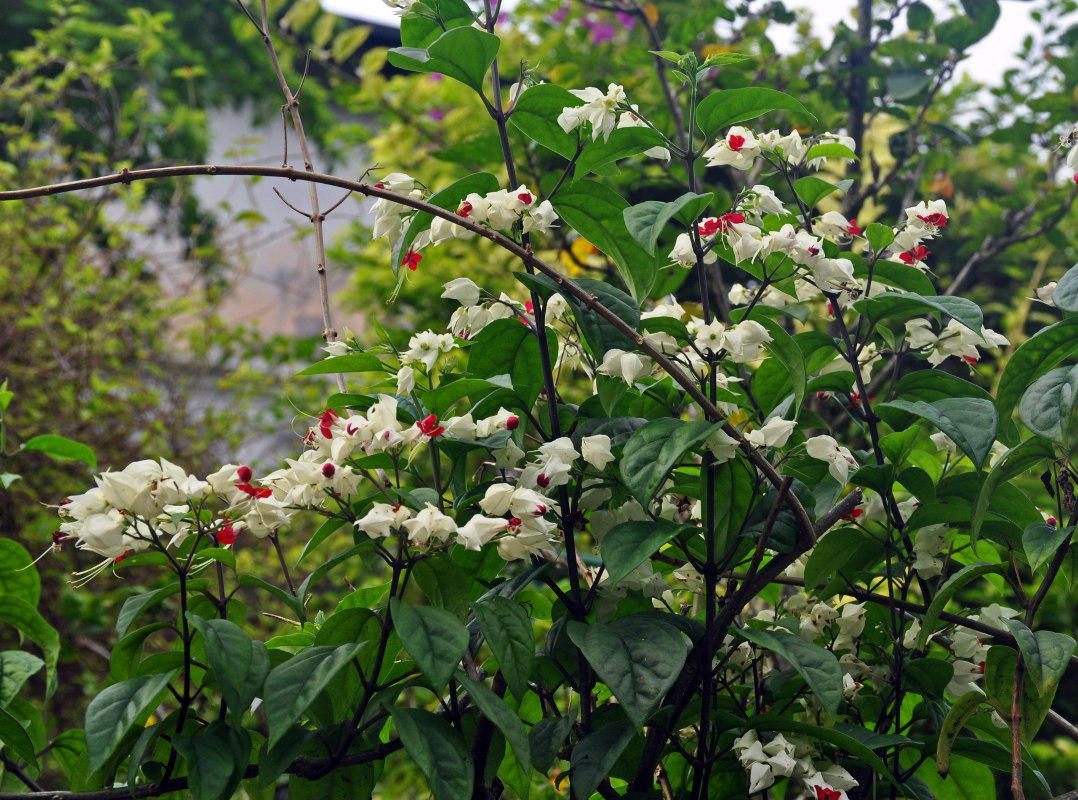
[2,2,1078,800]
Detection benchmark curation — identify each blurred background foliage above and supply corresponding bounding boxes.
[3,0,1078,791]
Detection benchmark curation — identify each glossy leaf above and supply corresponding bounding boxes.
[552,181,659,300]
[712,456,757,559]
[295,353,384,376]
[854,293,983,335]
[696,87,815,139]
[623,192,713,255]
[575,126,668,178]
[468,318,556,409]
[390,598,469,693]
[0,596,59,699]
[1022,523,1074,575]
[793,175,840,209]
[620,418,720,506]
[263,644,363,748]
[392,707,473,800]
[0,540,39,608]
[913,563,1003,651]
[601,520,686,586]
[508,84,582,159]
[85,671,176,774]
[21,433,97,469]
[399,0,474,47]
[567,616,687,727]
[738,628,843,715]
[471,596,535,700]
[1003,619,1075,699]
[996,317,1078,423]
[982,645,1054,744]
[1052,260,1078,312]
[569,720,636,800]
[459,676,531,773]
[865,222,896,253]
[172,721,250,800]
[387,26,500,93]
[0,706,37,769]
[936,691,987,778]
[877,398,998,470]
[188,616,268,724]
[518,272,640,357]
[757,316,806,417]
[530,712,576,774]
[0,651,43,707]
[1018,364,1078,443]
[970,437,1054,546]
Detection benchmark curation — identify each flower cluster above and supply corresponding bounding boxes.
[733,730,858,798]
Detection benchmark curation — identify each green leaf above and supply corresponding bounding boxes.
[331,24,372,63]
[576,126,668,178]
[413,554,470,620]
[188,616,269,724]
[0,651,43,707]
[392,172,502,277]
[290,761,377,800]
[1022,523,1073,575]
[567,616,687,727]
[0,596,60,699]
[793,175,841,209]
[601,520,686,586]
[712,456,757,559]
[116,579,210,639]
[468,318,556,409]
[982,645,1054,743]
[519,273,640,357]
[738,628,843,715]
[620,418,720,506]
[263,644,363,748]
[757,316,807,417]
[696,87,815,139]
[569,720,636,800]
[908,2,934,29]
[854,293,983,335]
[913,563,1003,651]
[471,596,535,701]
[552,181,660,301]
[295,353,384,376]
[996,317,1078,423]
[392,707,474,800]
[1018,364,1078,443]
[804,142,859,161]
[297,517,349,567]
[459,676,531,773]
[803,529,875,590]
[400,0,474,47]
[21,434,96,470]
[390,598,469,693]
[970,437,1054,547]
[936,691,987,777]
[936,0,1000,50]
[1052,260,1078,312]
[0,540,39,608]
[530,712,576,774]
[887,69,931,100]
[85,671,176,774]
[865,222,896,253]
[1002,619,1075,699]
[172,721,250,800]
[508,84,583,159]
[623,192,713,255]
[876,398,998,470]
[0,705,37,769]
[745,717,899,782]
[387,26,500,93]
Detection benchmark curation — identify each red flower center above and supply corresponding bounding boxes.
[814,787,842,800]
[518,192,533,205]
[402,249,423,271]
[236,465,253,483]
[218,525,238,546]
[322,463,336,478]
[505,415,520,430]
[728,134,746,151]
[416,413,445,438]
[917,212,948,227]
[847,220,862,235]
[458,201,473,218]
[899,244,930,264]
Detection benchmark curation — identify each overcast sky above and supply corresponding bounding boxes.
[320,0,1043,86]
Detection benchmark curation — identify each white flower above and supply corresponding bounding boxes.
[1033,282,1057,306]
[946,660,985,697]
[744,417,797,448]
[522,200,559,235]
[396,366,415,395]
[597,349,650,385]
[441,277,481,306]
[693,320,726,352]
[742,184,786,218]
[401,330,455,371]
[703,126,760,170]
[456,515,508,550]
[706,429,740,462]
[805,435,857,484]
[356,503,412,538]
[814,210,860,239]
[581,435,614,471]
[323,340,350,357]
[912,524,949,578]
[480,484,516,516]
[930,431,957,453]
[721,320,772,363]
[616,106,670,159]
[403,504,457,547]
[557,84,626,142]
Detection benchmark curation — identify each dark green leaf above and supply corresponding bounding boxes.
[519,273,640,357]
[552,181,660,300]
[468,318,556,409]
[21,434,96,469]
[459,676,531,773]
[913,563,1003,651]
[295,353,384,376]
[290,760,376,800]
[387,26,500,93]
[908,2,934,29]
[620,418,720,506]
[877,398,998,470]
[530,712,576,774]
[1022,523,1073,575]
[623,192,713,255]
[696,87,816,139]
[85,671,176,774]
[854,293,983,335]
[471,596,535,701]
[1052,260,1078,312]
[576,126,668,178]
[263,644,363,748]
[601,520,686,586]
[0,597,60,699]
[172,722,250,800]
[188,616,268,724]
[569,720,636,800]
[996,317,1078,423]
[1002,619,1074,699]
[738,628,843,715]
[887,69,931,100]
[390,598,468,693]
[392,707,474,800]
[712,456,757,558]
[400,0,474,47]
[0,706,37,769]
[567,616,687,727]
[865,222,895,253]
[509,84,583,159]
[793,176,840,209]
[971,437,1054,547]
[757,316,806,417]
[1018,364,1078,443]
[0,540,39,608]
[0,651,43,707]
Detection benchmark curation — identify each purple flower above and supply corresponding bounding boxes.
[615,11,636,29]
[582,15,616,45]
[549,3,570,23]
